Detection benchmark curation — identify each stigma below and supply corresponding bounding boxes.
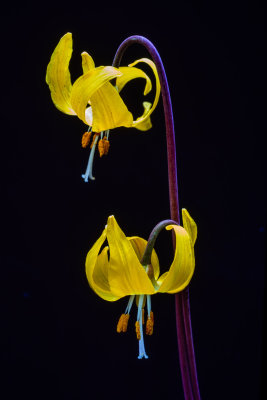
[81,129,110,182]
[116,294,154,359]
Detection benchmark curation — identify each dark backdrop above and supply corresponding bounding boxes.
[1,1,265,399]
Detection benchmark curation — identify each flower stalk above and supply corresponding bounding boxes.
[113,36,201,400]
[140,219,178,266]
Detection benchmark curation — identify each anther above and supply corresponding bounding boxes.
[81,131,92,148]
[146,311,154,335]
[98,138,105,157]
[135,321,141,340]
[98,136,110,157]
[117,314,129,333]
[103,137,110,155]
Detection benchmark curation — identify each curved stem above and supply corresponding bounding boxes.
[113,37,179,223]
[113,36,201,400]
[141,219,178,266]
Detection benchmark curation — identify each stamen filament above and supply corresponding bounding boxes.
[125,295,135,314]
[147,295,151,316]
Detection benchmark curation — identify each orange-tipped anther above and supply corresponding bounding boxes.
[98,138,105,157]
[81,131,92,148]
[122,314,129,332]
[103,137,110,155]
[117,314,129,333]
[142,309,145,325]
[150,311,154,324]
[146,311,154,335]
[135,321,141,340]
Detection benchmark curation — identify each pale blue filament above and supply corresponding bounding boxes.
[125,295,135,315]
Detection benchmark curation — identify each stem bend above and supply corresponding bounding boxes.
[113,36,201,400]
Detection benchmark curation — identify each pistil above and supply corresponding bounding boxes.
[136,294,148,359]
[82,134,99,182]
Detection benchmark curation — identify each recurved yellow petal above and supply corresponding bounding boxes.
[81,51,95,74]
[85,229,120,301]
[107,216,155,297]
[157,225,195,293]
[129,58,161,129]
[90,82,133,132]
[116,66,152,95]
[182,209,197,246]
[46,32,76,115]
[70,66,126,128]
[128,236,160,280]
[134,102,152,131]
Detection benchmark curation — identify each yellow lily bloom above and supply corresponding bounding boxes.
[46,33,160,180]
[85,209,197,359]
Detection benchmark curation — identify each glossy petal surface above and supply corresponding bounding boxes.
[157,225,195,293]
[116,66,152,95]
[81,51,95,73]
[46,32,76,115]
[70,66,123,127]
[90,82,133,132]
[128,236,160,280]
[134,102,152,131]
[129,58,161,129]
[182,208,197,245]
[85,229,120,301]
[107,216,155,297]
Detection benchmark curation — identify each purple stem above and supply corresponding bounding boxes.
[112,36,201,400]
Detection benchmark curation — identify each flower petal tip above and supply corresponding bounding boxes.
[165,224,176,231]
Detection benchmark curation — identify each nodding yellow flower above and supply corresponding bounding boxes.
[46,32,160,181]
[85,209,197,359]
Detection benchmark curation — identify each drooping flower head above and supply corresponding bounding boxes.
[85,209,197,359]
[46,33,160,181]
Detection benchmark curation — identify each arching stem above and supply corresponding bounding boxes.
[113,36,201,400]
[141,219,178,266]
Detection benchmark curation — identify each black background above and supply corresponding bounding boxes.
[1,1,265,399]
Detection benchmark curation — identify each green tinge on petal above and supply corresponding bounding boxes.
[85,229,120,301]
[70,66,123,126]
[107,216,155,297]
[128,236,160,280]
[134,102,152,131]
[182,209,197,246]
[157,225,195,294]
[116,66,152,95]
[46,32,76,115]
[81,52,95,74]
[129,58,161,129]
[90,82,133,132]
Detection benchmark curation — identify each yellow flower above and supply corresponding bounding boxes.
[85,209,197,359]
[46,33,160,180]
